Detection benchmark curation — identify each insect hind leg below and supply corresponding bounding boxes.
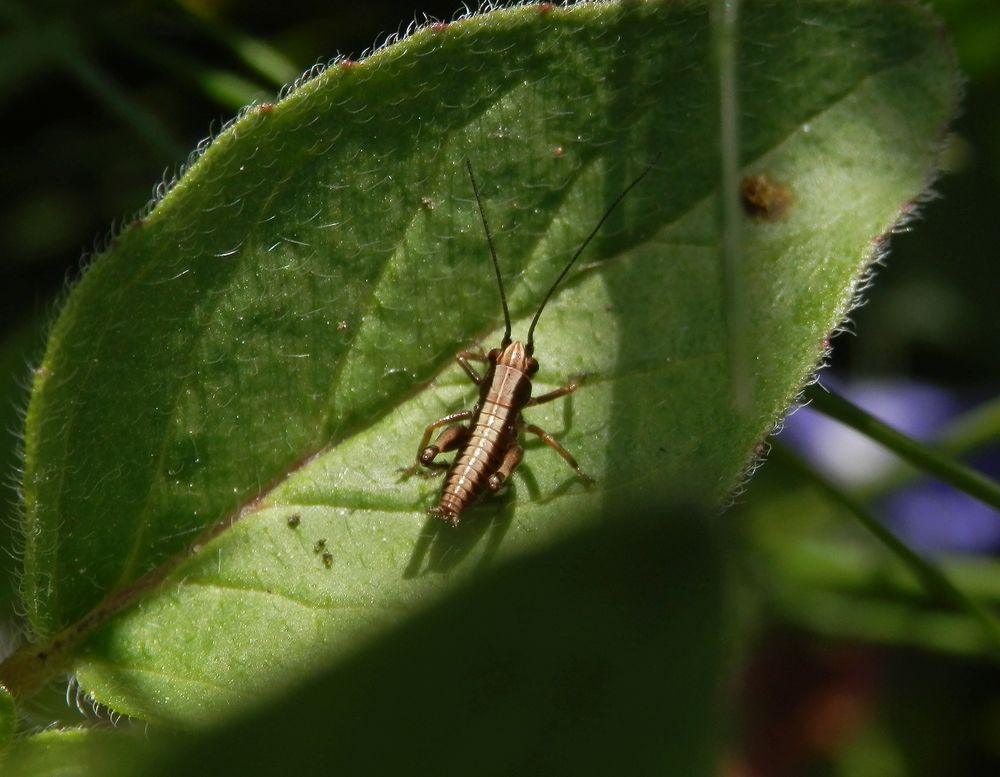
[400,409,473,479]
[420,424,470,468]
[487,444,523,491]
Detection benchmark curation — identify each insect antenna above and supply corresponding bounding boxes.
[466,159,512,347]
[526,157,660,352]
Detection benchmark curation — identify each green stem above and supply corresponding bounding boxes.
[769,442,1000,656]
[935,393,1000,454]
[712,0,750,413]
[860,392,1000,502]
[807,386,1000,513]
[60,48,183,160]
[96,15,270,111]
[170,0,298,88]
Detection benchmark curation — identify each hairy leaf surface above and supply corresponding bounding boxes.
[8,0,955,723]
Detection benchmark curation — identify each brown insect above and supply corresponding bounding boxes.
[410,158,657,525]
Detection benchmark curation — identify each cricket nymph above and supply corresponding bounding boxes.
[428,341,536,524]
[408,158,657,525]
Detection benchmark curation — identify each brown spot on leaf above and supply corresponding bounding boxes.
[741,175,792,222]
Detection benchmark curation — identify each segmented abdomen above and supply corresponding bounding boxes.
[433,363,529,523]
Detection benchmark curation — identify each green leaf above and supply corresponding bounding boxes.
[0,318,42,624]
[5,0,955,724]
[0,685,14,749]
[0,728,145,777]
[135,507,723,776]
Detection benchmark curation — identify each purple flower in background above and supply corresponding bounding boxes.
[779,379,1000,555]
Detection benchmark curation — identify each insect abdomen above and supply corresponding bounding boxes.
[433,363,530,523]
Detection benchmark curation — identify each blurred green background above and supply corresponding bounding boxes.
[1,1,998,775]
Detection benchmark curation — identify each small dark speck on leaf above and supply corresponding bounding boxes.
[313,539,327,553]
[741,175,792,222]
[287,513,301,528]
[420,195,435,210]
[322,552,333,569]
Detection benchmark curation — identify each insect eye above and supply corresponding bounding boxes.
[527,358,539,375]
[487,348,501,362]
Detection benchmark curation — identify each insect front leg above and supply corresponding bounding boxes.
[456,351,488,385]
[523,422,595,484]
[525,379,580,407]
[401,409,473,478]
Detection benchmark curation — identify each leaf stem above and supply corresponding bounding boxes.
[769,442,1000,656]
[859,392,1000,502]
[806,386,1000,513]
[59,48,184,160]
[712,0,750,413]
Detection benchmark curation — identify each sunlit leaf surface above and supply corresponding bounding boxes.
[6,0,954,724]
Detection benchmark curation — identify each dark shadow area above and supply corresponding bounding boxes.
[149,502,722,777]
[403,499,514,579]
